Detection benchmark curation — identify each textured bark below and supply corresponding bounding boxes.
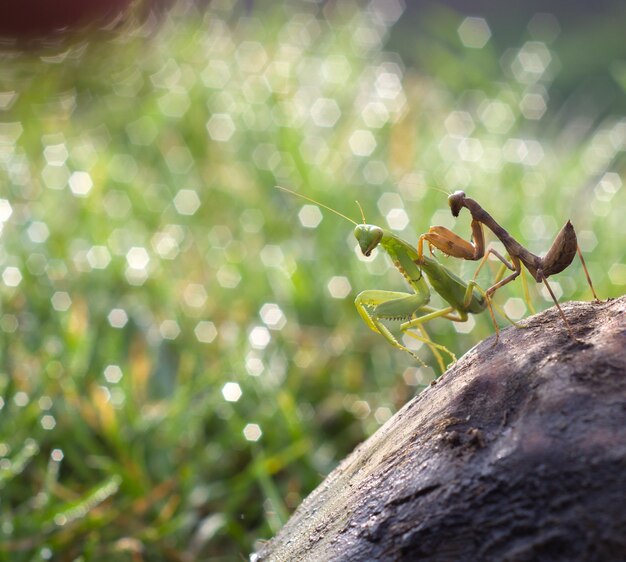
[255,296,626,562]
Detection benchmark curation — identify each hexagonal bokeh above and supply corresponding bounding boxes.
[310,97,341,128]
[222,382,242,402]
[327,276,352,299]
[349,130,376,157]
[298,204,323,228]
[173,189,201,215]
[2,266,22,287]
[51,291,72,312]
[206,113,236,142]
[457,17,492,49]
[243,423,262,442]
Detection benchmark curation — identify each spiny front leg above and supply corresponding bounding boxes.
[355,290,431,366]
[418,223,482,261]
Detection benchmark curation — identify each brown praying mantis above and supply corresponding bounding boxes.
[277,186,512,371]
[419,190,600,340]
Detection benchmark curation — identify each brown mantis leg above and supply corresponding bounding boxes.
[539,273,578,341]
[576,245,600,302]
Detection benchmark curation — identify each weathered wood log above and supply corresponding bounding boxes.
[255,296,626,562]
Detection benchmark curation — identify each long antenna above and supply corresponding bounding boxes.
[428,185,452,197]
[276,186,358,226]
[355,201,366,224]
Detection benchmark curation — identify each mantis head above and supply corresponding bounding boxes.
[354,224,383,257]
[448,190,466,217]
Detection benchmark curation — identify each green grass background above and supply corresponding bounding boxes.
[0,2,625,560]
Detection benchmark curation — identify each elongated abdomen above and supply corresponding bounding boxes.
[542,221,577,277]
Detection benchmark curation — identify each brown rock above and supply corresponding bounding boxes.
[256,296,626,562]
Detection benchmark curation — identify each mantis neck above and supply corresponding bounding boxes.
[462,196,542,274]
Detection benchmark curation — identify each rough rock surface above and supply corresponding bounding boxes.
[255,296,626,562]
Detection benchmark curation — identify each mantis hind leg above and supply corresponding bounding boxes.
[473,268,529,333]
[403,325,455,372]
[492,258,536,316]
[576,245,600,302]
[462,280,500,344]
[400,306,461,369]
[539,274,579,342]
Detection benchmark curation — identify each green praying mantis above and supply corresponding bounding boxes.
[277,186,504,371]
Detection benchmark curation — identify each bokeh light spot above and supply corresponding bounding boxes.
[444,111,474,137]
[327,276,351,299]
[259,303,286,330]
[27,221,48,243]
[51,292,72,312]
[453,314,476,334]
[480,101,515,134]
[184,284,208,308]
[43,143,68,166]
[249,325,271,349]
[207,114,235,142]
[41,164,69,190]
[243,423,262,442]
[0,200,13,223]
[195,321,218,343]
[158,320,180,340]
[349,130,376,156]
[173,189,201,216]
[385,208,409,231]
[608,264,626,285]
[503,297,527,320]
[2,267,22,287]
[222,382,242,402]
[540,281,563,302]
[458,17,491,49]
[310,98,341,128]
[216,265,241,289]
[126,247,150,270]
[298,205,323,228]
[108,308,129,329]
[86,246,112,269]
[41,415,56,430]
[68,171,93,197]
[374,406,392,424]
[520,91,547,120]
[104,365,123,384]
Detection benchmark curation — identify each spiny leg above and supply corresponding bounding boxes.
[355,290,431,366]
[418,227,478,261]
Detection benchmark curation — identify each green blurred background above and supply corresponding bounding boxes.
[1,1,625,559]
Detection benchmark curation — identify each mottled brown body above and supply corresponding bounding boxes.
[420,191,600,340]
[450,193,579,283]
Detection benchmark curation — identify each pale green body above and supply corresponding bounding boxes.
[353,224,488,369]
[276,185,494,370]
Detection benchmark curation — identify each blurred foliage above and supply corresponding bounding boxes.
[0,1,624,560]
